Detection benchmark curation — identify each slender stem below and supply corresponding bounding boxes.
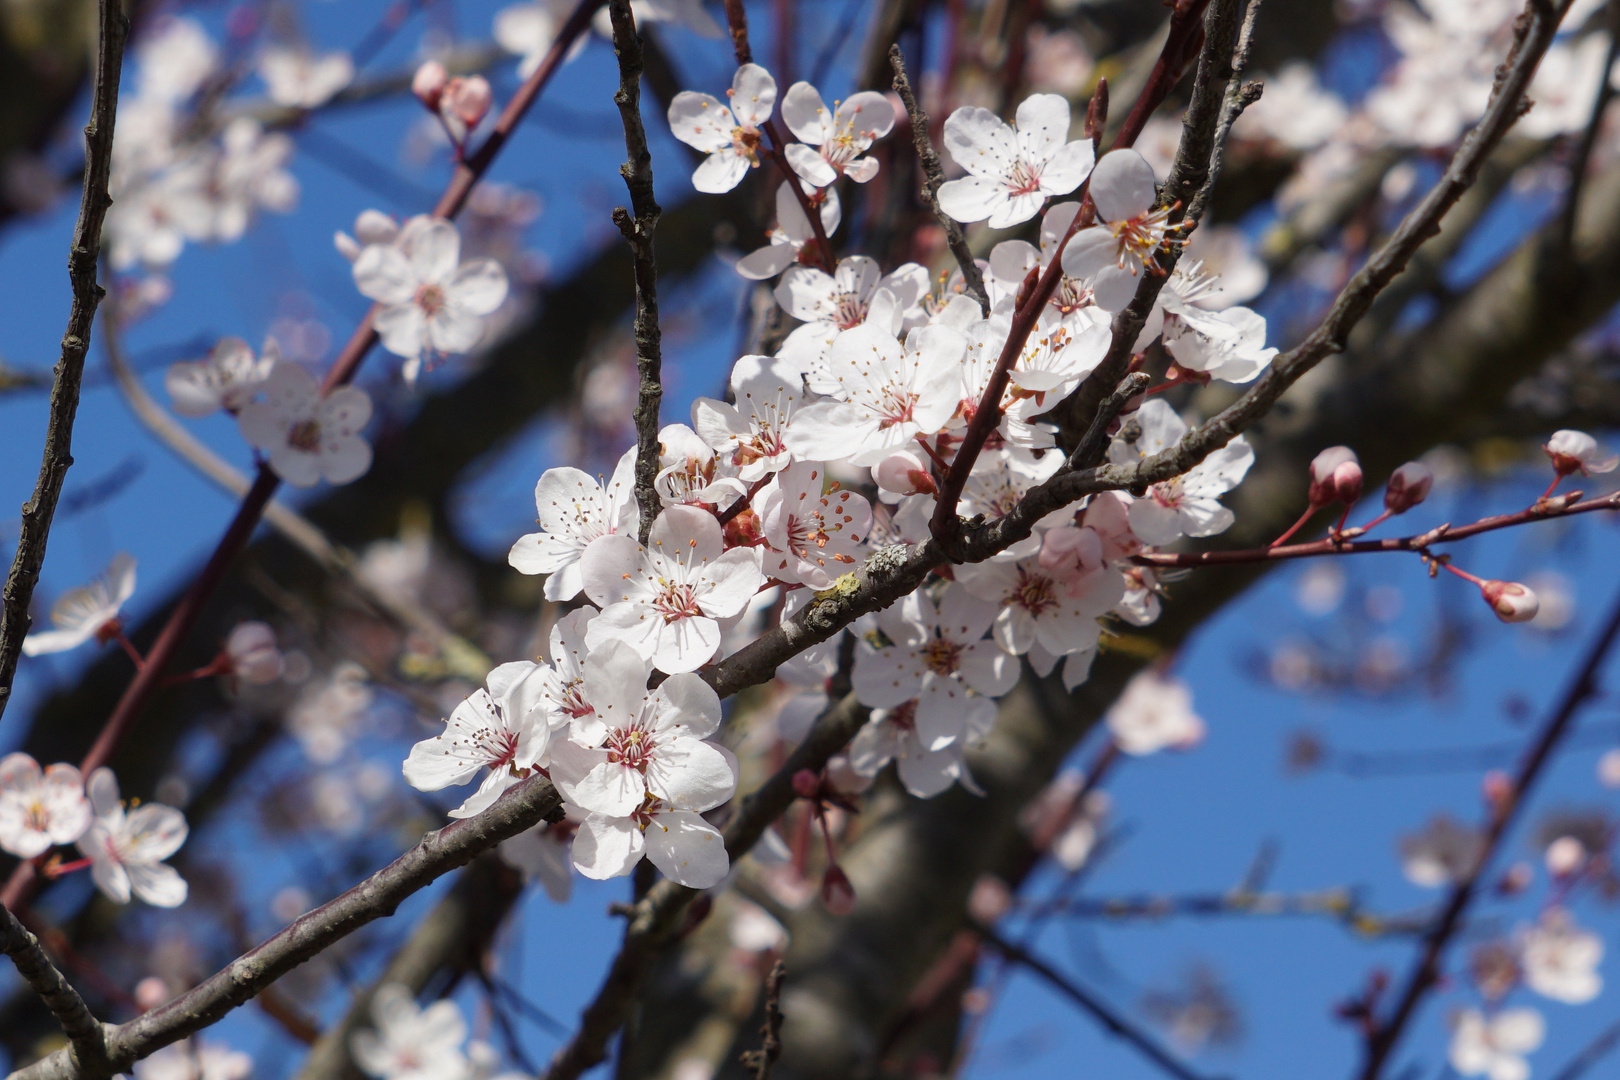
[889,45,989,314]
[1268,505,1320,548]
[607,0,665,544]
[1357,581,1620,1080]
[1133,491,1620,568]
[1556,0,1620,255]
[0,0,128,723]
[112,631,144,670]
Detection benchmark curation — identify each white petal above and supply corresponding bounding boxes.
[643,809,729,888]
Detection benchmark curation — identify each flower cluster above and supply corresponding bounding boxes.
[0,753,188,907]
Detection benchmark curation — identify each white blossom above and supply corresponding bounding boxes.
[1545,429,1618,476]
[848,696,996,798]
[774,256,930,388]
[1232,62,1347,150]
[955,552,1124,659]
[736,183,841,280]
[938,94,1096,228]
[133,1038,252,1080]
[580,504,765,673]
[1521,909,1603,1004]
[668,64,778,194]
[1398,813,1482,887]
[1061,149,1178,311]
[237,359,374,487]
[335,209,401,262]
[165,337,275,417]
[1106,671,1204,755]
[654,423,747,508]
[21,552,136,656]
[780,83,895,186]
[784,322,966,466]
[257,46,354,109]
[1449,1008,1544,1080]
[508,447,637,601]
[351,984,470,1080]
[499,816,577,902]
[1107,400,1253,545]
[0,754,91,858]
[403,671,553,818]
[691,354,803,481]
[352,217,510,381]
[77,767,188,907]
[756,460,872,589]
[494,0,588,77]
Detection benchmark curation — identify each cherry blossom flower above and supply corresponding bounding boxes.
[224,621,283,684]
[237,359,374,487]
[1107,400,1253,545]
[1521,909,1603,1004]
[257,46,354,109]
[780,83,895,186]
[494,0,588,78]
[1232,62,1347,150]
[654,423,747,507]
[1545,429,1618,477]
[580,504,766,673]
[77,767,188,907]
[956,553,1124,659]
[0,754,91,858]
[1106,671,1204,755]
[547,640,733,822]
[500,815,577,902]
[165,336,275,417]
[852,585,1018,752]
[200,119,300,244]
[1449,1008,1544,1080]
[1001,308,1112,421]
[352,217,510,382]
[528,606,598,733]
[938,94,1096,228]
[986,200,1103,318]
[736,182,841,280]
[135,17,219,103]
[955,446,1064,561]
[775,256,930,388]
[668,64,778,194]
[1061,149,1179,309]
[508,447,636,601]
[784,322,967,466]
[335,209,400,262]
[403,674,552,818]
[848,696,995,798]
[351,984,470,1080]
[132,1038,252,1080]
[571,794,731,888]
[756,460,872,589]
[691,354,803,481]
[1399,814,1483,887]
[21,553,136,656]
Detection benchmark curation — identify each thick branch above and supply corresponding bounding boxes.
[608,0,665,544]
[0,0,127,721]
[1,906,110,1074]
[10,778,563,1080]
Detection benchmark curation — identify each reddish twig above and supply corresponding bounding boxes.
[1133,491,1620,568]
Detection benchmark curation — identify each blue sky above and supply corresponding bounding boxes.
[2,1,1619,1078]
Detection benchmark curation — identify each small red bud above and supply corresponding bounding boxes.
[791,768,822,800]
[1384,461,1433,514]
[1308,446,1361,507]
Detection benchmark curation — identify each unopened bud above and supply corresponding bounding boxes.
[1481,580,1539,624]
[1384,462,1434,514]
[1496,862,1533,896]
[874,448,936,497]
[722,507,763,549]
[791,768,822,800]
[411,60,449,110]
[821,863,856,915]
[1308,446,1361,507]
[225,620,282,684]
[443,75,493,131]
[134,977,170,1012]
[1545,836,1586,877]
[1482,769,1514,810]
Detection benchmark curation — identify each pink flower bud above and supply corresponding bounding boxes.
[411,60,449,110]
[873,449,935,497]
[443,75,493,131]
[1308,446,1361,507]
[1482,769,1514,809]
[1545,836,1586,877]
[134,977,170,1012]
[1545,429,1619,477]
[821,863,856,915]
[1481,580,1539,624]
[225,620,283,684]
[791,768,822,800]
[1384,461,1433,514]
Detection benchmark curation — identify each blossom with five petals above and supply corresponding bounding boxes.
[77,767,189,906]
[1106,399,1253,546]
[21,553,137,656]
[780,83,895,186]
[0,754,90,858]
[165,336,275,417]
[1449,1008,1543,1080]
[668,64,778,194]
[1061,149,1179,310]
[736,182,841,280]
[402,672,552,818]
[237,359,374,487]
[756,460,873,589]
[691,354,803,481]
[938,94,1096,228]
[508,447,637,601]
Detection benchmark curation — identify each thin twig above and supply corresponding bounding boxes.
[1548,1014,1620,1080]
[1068,372,1153,471]
[1357,579,1620,1080]
[1556,0,1620,255]
[0,0,602,914]
[10,777,565,1080]
[1186,0,1265,224]
[1,905,111,1074]
[1132,491,1620,567]
[973,923,1227,1080]
[607,0,665,543]
[739,960,786,1080]
[0,0,127,722]
[888,45,988,314]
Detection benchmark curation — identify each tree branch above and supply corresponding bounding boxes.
[0,0,127,722]
[10,777,563,1080]
[1,906,110,1075]
[888,45,988,314]
[607,0,665,544]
